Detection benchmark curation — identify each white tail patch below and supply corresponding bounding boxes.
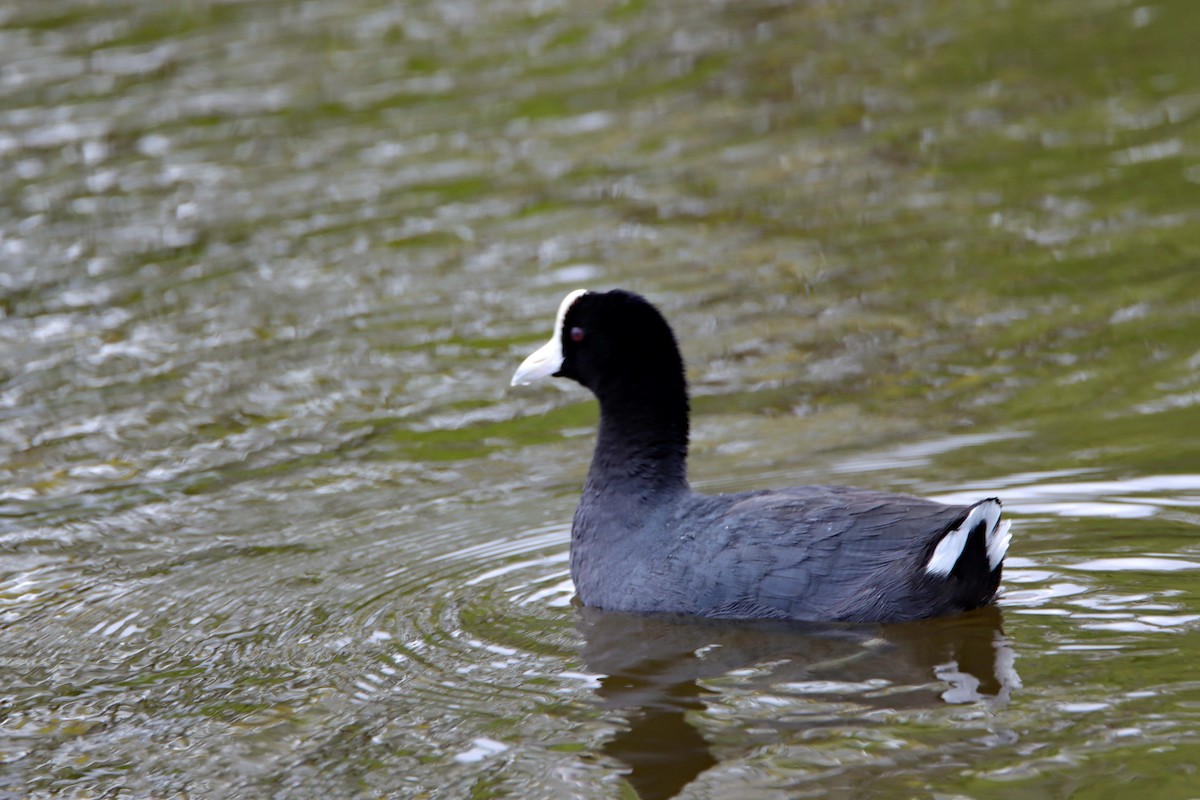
[925,499,1006,576]
[987,519,1012,571]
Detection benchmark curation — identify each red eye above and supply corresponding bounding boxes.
[570,326,585,343]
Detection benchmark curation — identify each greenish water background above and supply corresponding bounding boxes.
[2,0,1199,797]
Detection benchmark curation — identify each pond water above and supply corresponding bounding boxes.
[2,0,1200,797]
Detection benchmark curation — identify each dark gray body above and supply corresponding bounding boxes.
[572,482,994,623]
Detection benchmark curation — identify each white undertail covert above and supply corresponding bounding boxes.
[925,499,1009,576]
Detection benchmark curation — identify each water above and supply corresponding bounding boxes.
[2,0,1200,797]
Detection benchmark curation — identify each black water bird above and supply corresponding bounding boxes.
[512,289,1010,623]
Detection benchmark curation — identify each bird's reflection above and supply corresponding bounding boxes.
[576,605,1017,800]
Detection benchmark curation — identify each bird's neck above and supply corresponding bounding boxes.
[585,375,691,502]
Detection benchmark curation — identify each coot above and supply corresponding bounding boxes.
[512,289,1010,623]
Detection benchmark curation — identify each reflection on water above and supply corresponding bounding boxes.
[579,607,1017,799]
[3,0,1200,796]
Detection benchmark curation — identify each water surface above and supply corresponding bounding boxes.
[3,0,1200,797]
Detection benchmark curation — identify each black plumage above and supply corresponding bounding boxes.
[513,289,1009,623]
